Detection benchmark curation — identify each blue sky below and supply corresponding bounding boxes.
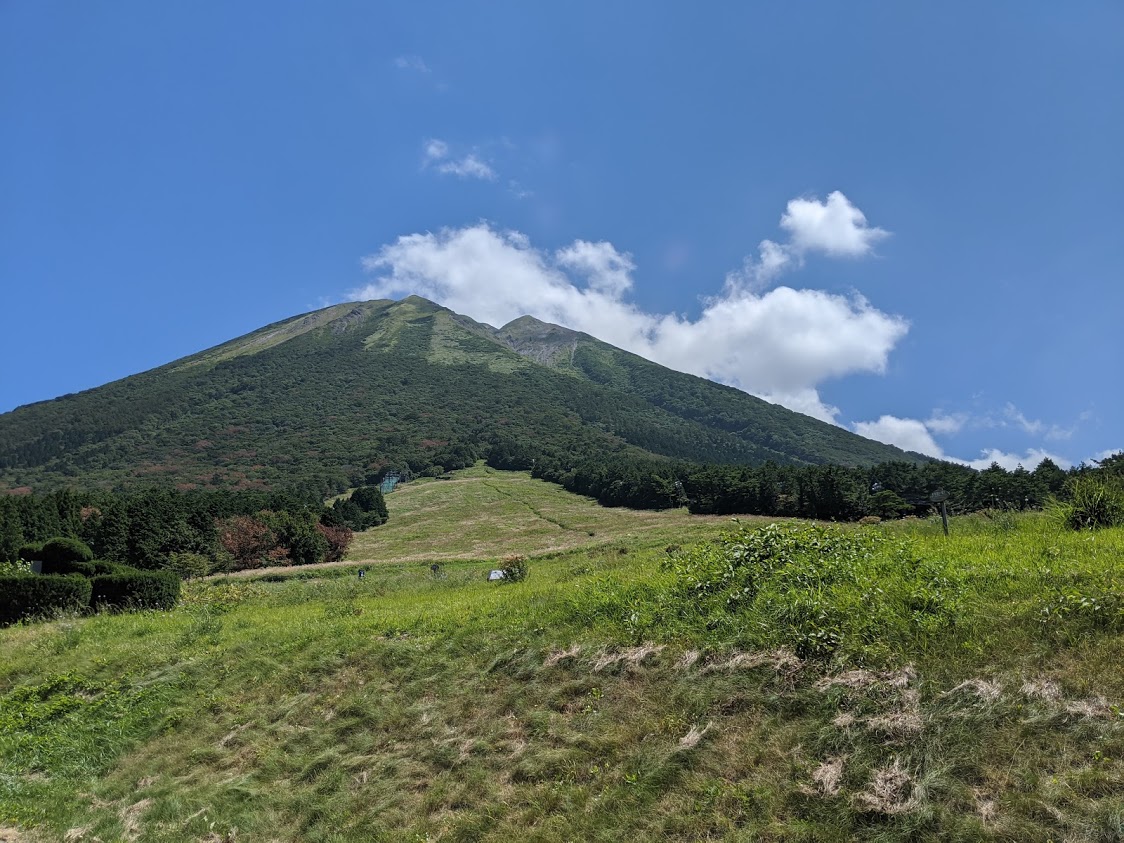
[2,2,1121,469]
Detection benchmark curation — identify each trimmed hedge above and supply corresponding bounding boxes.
[0,574,93,626]
[41,558,95,576]
[91,559,127,575]
[34,557,124,577]
[38,537,96,575]
[90,570,180,611]
[40,537,94,563]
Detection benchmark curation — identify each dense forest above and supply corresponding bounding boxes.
[500,444,1122,521]
[0,484,388,573]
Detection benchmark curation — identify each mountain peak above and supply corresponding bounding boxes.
[497,314,583,367]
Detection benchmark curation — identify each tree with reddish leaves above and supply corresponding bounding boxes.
[217,515,276,570]
[317,522,353,565]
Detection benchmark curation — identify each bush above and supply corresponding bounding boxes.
[38,537,95,574]
[0,574,92,625]
[41,559,96,577]
[500,555,528,583]
[1051,476,1124,531]
[90,570,181,612]
[163,551,211,580]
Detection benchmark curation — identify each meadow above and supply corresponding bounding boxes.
[1,468,1122,841]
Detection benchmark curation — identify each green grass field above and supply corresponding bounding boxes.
[346,464,737,565]
[2,469,1123,841]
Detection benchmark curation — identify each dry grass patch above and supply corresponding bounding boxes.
[1064,695,1113,718]
[1021,678,1063,702]
[674,649,700,671]
[119,798,152,841]
[808,756,847,797]
[701,648,802,676]
[815,664,916,692]
[543,645,582,668]
[676,722,714,751]
[591,643,665,672]
[943,677,1004,703]
[854,756,917,815]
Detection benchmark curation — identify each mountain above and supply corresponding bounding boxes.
[0,296,923,493]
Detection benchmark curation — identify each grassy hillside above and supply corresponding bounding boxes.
[346,464,735,566]
[0,297,920,494]
[2,469,1122,841]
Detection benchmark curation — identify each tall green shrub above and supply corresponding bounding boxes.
[90,570,180,611]
[1051,475,1124,530]
[38,537,95,575]
[0,574,92,625]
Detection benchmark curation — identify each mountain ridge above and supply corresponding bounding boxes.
[0,296,924,493]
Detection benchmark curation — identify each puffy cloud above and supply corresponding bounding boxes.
[725,239,795,291]
[422,140,496,180]
[555,241,635,296]
[852,415,946,458]
[780,191,889,257]
[727,191,890,291]
[352,221,908,423]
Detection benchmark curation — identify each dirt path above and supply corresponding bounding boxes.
[205,537,619,580]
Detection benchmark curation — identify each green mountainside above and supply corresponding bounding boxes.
[0,296,922,493]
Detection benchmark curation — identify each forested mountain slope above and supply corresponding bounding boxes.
[0,296,922,493]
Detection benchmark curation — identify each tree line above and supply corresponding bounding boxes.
[0,484,388,574]
[491,437,1122,522]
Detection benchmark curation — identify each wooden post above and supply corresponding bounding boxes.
[930,489,950,536]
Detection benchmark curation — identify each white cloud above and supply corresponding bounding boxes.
[925,411,967,435]
[727,191,890,291]
[852,411,1074,470]
[351,220,908,423]
[394,55,431,73]
[1000,402,1085,441]
[1044,425,1076,442]
[1094,449,1123,464]
[423,139,449,161]
[965,448,1071,471]
[555,241,635,296]
[422,139,496,180]
[1004,402,1044,435]
[437,154,496,180]
[852,415,946,458]
[780,191,889,257]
